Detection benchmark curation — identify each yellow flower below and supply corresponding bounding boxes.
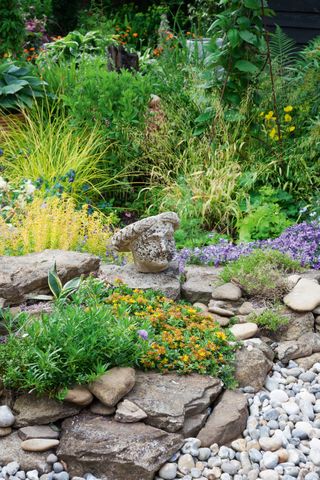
[264,111,274,121]
[259,111,264,117]
[284,105,293,112]
[216,331,226,341]
[284,114,292,122]
[181,355,189,362]
[288,125,296,132]
[269,128,276,139]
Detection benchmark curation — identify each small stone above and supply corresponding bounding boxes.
[198,448,211,461]
[88,367,136,407]
[17,472,26,480]
[270,390,289,403]
[115,399,147,423]
[178,454,195,475]
[53,474,69,480]
[259,436,283,451]
[27,471,39,480]
[193,303,208,312]
[21,438,60,452]
[221,461,240,475]
[238,302,255,315]
[47,454,58,464]
[0,426,12,437]
[229,323,258,340]
[18,426,59,441]
[282,401,300,416]
[53,464,64,474]
[190,468,202,479]
[6,463,20,476]
[212,283,242,301]
[259,470,279,480]
[158,463,177,480]
[309,448,320,466]
[231,439,247,452]
[0,405,15,427]
[89,401,115,416]
[277,448,289,463]
[263,451,279,469]
[63,386,93,406]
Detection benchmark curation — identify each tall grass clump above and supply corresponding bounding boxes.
[0,100,118,202]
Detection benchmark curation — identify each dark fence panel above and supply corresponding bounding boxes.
[266,0,320,46]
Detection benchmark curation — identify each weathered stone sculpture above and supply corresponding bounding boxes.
[111,212,180,273]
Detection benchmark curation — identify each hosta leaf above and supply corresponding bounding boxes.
[1,83,26,94]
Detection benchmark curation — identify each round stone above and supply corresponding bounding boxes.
[0,405,15,427]
[198,448,211,461]
[221,460,240,475]
[6,462,20,476]
[259,470,279,480]
[263,451,279,469]
[178,454,195,475]
[158,463,177,480]
[21,438,60,452]
[259,436,283,451]
[282,401,300,416]
[47,454,58,464]
[270,390,289,404]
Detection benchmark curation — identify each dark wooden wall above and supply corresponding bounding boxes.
[266,0,320,46]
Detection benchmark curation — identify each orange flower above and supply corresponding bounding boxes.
[133,33,138,38]
[29,47,35,51]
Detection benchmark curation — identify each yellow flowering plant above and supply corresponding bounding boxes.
[260,105,296,141]
[103,284,238,387]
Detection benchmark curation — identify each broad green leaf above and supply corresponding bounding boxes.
[237,16,251,28]
[1,83,26,94]
[63,277,81,291]
[48,263,63,299]
[227,29,240,48]
[239,30,257,45]
[244,0,260,9]
[234,59,259,73]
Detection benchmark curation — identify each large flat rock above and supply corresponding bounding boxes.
[57,414,183,480]
[284,278,320,312]
[197,390,248,446]
[0,250,100,306]
[0,432,51,472]
[100,263,180,299]
[181,265,222,303]
[124,371,222,433]
[13,394,81,427]
[268,308,314,342]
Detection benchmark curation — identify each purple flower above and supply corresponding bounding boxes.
[175,221,320,272]
[137,329,148,340]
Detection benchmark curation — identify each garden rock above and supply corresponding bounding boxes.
[284,278,320,312]
[0,432,51,472]
[100,263,180,300]
[269,309,314,341]
[89,401,115,416]
[18,426,59,441]
[21,439,60,452]
[0,427,12,436]
[115,399,147,423]
[13,394,80,427]
[57,413,183,480]
[296,353,320,370]
[276,341,313,363]
[212,282,242,301]
[181,266,222,303]
[0,405,15,427]
[63,386,93,406]
[0,250,100,306]
[197,390,248,447]
[229,322,258,340]
[88,367,135,407]
[125,371,222,433]
[234,342,273,391]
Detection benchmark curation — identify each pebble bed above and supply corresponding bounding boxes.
[156,361,320,480]
[2,361,320,480]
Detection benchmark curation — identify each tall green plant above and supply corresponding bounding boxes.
[0,0,25,57]
[204,0,273,105]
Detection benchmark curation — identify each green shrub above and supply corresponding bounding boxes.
[220,249,302,300]
[249,308,289,332]
[0,0,25,57]
[0,298,150,394]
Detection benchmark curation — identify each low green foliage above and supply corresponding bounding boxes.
[249,308,289,332]
[0,0,25,57]
[48,262,81,300]
[0,278,238,394]
[174,218,228,249]
[220,249,302,300]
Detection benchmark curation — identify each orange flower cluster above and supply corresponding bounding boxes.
[115,25,140,46]
[23,47,38,62]
[105,287,236,384]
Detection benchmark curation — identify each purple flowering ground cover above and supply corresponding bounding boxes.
[175,222,320,273]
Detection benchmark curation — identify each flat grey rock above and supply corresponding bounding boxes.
[181,265,222,303]
[100,263,180,299]
[0,432,51,472]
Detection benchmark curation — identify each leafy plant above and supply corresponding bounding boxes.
[48,262,81,300]
[269,25,297,75]
[237,187,292,242]
[0,196,117,259]
[0,0,25,57]
[0,101,118,201]
[0,61,46,111]
[204,0,273,105]
[0,177,36,223]
[220,249,302,300]
[39,30,113,63]
[248,307,289,332]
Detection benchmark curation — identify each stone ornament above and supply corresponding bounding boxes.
[111,212,180,273]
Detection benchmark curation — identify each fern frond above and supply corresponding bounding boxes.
[269,25,297,74]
